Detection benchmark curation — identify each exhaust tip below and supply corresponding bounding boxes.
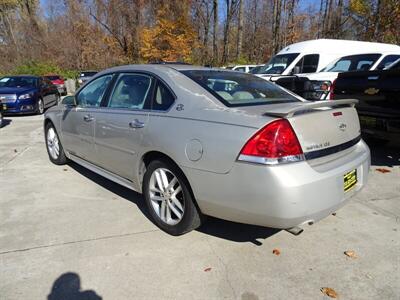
[285,226,304,236]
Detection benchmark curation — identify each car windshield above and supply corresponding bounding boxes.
[181,70,299,107]
[322,54,381,72]
[254,53,299,74]
[45,76,61,80]
[80,72,97,77]
[0,76,37,88]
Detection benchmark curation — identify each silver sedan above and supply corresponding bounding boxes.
[44,64,370,235]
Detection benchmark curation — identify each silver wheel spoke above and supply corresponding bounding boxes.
[159,169,169,191]
[160,201,166,222]
[170,196,183,212]
[168,201,182,219]
[154,170,165,192]
[150,195,164,202]
[167,177,178,191]
[171,186,182,198]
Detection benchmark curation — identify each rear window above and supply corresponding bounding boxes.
[181,70,299,107]
[376,55,400,70]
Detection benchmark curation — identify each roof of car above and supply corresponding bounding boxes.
[98,64,224,75]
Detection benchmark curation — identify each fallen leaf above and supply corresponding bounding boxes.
[376,168,391,173]
[272,249,280,256]
[321,287,338,298]
[14,149,18,153]
[344,250,357,258]
[63,168,68,171]
[204,267,212,272]
[332,212,337,216]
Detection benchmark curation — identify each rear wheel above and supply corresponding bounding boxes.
[45,122,67,165]
[143,160,203,235]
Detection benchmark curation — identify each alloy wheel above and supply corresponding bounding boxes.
[38,99,44,114]
[149,168,185,225]
[47,127,60,160]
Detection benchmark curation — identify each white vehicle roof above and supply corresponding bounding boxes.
[278,39,400,55]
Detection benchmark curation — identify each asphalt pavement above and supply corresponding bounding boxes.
[0,114,399,300]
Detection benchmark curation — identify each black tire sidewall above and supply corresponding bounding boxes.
[45,122,67,165]
[143,160,200,236]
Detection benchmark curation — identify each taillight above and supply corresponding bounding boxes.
[329,79,337,100]
[238,119,304,165]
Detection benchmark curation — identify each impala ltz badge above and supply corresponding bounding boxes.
[339,123,347,131]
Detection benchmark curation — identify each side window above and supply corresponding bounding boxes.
[152,81,175,111]
[108,73,152,109]
[376,55,400,70]
[77,75,112,108]
[295,54,319,73]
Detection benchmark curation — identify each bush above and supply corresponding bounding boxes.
[13,61,79,79]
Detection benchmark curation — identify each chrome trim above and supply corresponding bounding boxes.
[237,154,305,165]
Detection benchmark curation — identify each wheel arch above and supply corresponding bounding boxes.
[139,150,202,213]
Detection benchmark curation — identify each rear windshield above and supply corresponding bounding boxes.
[181,70,299,107]
[0,76,37,88]
[322,54,381,72]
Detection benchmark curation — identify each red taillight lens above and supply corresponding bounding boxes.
[239,119,303,164]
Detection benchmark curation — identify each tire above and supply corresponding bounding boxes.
[45,122,68,165]
[0,111,3,128]
[36,98,45,115]
[143,160,203,235]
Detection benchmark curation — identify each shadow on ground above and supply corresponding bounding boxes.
[197,217,280,245]
[48,272,102,300]
[0,118,12,128]
[68,162,280,244]
[367,141,400,167]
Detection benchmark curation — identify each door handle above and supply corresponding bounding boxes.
[129,119,145,129]
[83,114,94,122]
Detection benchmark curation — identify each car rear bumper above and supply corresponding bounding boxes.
[183,140,370,229]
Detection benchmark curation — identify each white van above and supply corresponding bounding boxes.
[254,39,400,80]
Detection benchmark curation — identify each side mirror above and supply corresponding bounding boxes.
[61,96,76,106]
[291,66,301,75]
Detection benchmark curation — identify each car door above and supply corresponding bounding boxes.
[93,72,153,181]
[61,74,113,162]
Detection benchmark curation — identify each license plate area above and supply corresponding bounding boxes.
[344,169,357,192]
[359,116,376,128]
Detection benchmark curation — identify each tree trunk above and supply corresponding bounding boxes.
[236,0,244,60]
[272,0,282,54]
[212,0,218,64]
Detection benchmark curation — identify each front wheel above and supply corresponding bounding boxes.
[36,98,44,115]
[143,160,203,235]
[45,122,68,165]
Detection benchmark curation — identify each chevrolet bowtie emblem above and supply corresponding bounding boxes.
[364,87,379,95]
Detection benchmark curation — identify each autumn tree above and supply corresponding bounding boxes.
[140,5,196,62]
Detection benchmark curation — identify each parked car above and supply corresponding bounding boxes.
[253,39,400,83]
[0,101,3,128]
[44,65,370,235]
[0,75,60,115]
[249,65,265,74]
[331,59,400,143]
[77,71,97,86]
[230,65,260,73]
[45,74,67,96]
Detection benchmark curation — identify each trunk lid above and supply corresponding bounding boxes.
[262,99,361,160]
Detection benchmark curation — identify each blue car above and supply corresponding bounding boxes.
[0,75,60,115]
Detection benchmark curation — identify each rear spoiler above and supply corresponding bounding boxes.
[264,99,359,118]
